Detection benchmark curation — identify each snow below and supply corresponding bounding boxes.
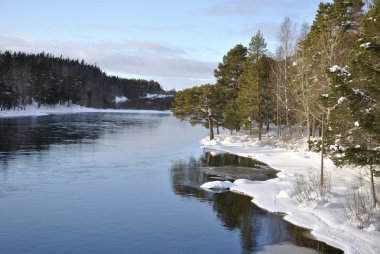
[201,132,380,254]
[200,180,233,190]
[352,88,365,96]
[140,93,174,99]
[0,104,171,118]
[337,96,345,105]
[328,65,349,75]
[255,241,321,254]
[360,42,371,49]
[114,96,128,103]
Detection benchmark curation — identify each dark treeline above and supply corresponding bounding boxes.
[0,51,174,110]
[172,0,379,206]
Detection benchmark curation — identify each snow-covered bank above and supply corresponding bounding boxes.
[201,132,380,254]
[0,104,171,118]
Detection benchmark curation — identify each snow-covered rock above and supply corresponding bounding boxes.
[200,180,233,190]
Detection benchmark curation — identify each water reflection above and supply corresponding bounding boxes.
[170,152,343,254]
[0,113,164,155]
[201,150,279,181]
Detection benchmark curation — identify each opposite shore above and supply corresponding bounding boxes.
[0,104,171,118]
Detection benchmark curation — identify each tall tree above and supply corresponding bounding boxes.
[292,22,313,140]
[248,30,267,61]
[172,84,220,140]
[214,44,247,131]
[327,0,379,207]
[301,0,364,186]
[277,17,298,137]
[214,44,247,100]
[237,31,273,140]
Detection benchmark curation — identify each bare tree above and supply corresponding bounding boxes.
[277,17,298,138]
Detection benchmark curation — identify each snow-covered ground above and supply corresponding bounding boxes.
[140,93,174,99]
[0,104,170,118]
[201,132,380,254]
[114,96,129,103]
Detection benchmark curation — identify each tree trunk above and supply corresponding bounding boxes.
[284,85,292,138]
[370,165,377,208]
[249,121,252,135]
[216,122,220,135]
[306,111,311,142]
[258,121,262,141]
[320,116,324,187]
[276,82,281,138]
[208,117,214,140]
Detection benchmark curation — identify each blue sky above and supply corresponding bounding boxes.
[0,0,328,90]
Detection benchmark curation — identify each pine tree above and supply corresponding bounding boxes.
[214,44,247,100]
[327,0,380,207]
[171,84,220,140]
[214,44,247,131]
[237,31,273,140]
[300,0,365,186]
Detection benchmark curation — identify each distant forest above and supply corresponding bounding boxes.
[0,51,174,110]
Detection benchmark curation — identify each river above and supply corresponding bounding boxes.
[0,112,342,253]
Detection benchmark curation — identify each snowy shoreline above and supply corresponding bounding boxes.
[0,104,171,118]
[201,132,379,254]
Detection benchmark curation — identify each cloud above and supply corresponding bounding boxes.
[0,35,216,90]
[207,0,326,52]
[205,0,323,17]
[79,23,190,33]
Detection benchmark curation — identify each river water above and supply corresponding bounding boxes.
[0,112,342,254]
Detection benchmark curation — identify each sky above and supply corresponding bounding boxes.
[0,0,329,91]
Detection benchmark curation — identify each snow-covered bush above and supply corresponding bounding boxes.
[344,187,380,230]
[291,170,331,204]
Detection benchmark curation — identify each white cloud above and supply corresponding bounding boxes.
[206,0,324,18]
[205,0,326,53]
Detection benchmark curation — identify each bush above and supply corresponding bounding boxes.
[291,170,331,204]
[344,187,380,230]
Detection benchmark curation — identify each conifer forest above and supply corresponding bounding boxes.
[172,0,380,205]
[0,52,174,111]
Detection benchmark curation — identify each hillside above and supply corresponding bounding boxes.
[0,51,174,111]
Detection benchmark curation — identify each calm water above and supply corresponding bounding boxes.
[0,113,342,254]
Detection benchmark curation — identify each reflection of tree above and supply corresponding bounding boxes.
[0,113,156,154]
[170,157,211,201]
[169,153,343,254]
[201,152,265,168]
[169,153,288,253]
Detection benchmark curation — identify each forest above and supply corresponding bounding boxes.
[172,0,380,205]
[0,51,174,111]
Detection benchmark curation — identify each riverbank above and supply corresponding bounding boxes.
[0,104,171,118]
[201,132,380,254]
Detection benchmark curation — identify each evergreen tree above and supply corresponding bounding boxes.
[0,51,169,110]
[327,0,380,206]
[214,44,247,131]
[237,31,273,139]
[248,30,267,61]
[171,84,220,140]
[214,44,247,100]
[301,0,365,186]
